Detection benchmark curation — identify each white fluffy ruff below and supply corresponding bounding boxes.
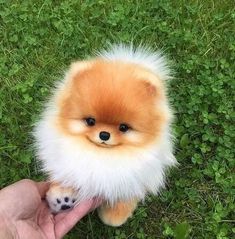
[98,44,171,80]
[34,45,176,205]
[35,121,175,205]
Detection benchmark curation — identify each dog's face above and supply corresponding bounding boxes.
[56,60,170,149]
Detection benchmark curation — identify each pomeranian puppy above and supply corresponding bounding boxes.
[34,44,176,226]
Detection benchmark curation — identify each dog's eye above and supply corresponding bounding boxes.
[85,117,96,126]
[119,123,130,132]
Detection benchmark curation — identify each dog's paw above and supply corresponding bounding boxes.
[98,200,138,227]
[46,183,78,213]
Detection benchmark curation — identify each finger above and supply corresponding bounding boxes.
[36,181,50,198]
[36,202,56,239]
[55,199,95,238]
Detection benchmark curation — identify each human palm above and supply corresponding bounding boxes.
[0,179,100,239]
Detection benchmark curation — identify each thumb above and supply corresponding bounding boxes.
[55,199,97,238]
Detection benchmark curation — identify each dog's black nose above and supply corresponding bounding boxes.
[99,131,110,141]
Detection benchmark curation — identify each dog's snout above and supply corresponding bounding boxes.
[99,131,110,141]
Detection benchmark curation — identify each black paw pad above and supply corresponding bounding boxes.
[64,197,69,202]
[56,199,61,204]
[61,205,71,210]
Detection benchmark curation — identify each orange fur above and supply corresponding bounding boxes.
[47,183,75,196]
[98,200,138,227]
[56,60,169,148]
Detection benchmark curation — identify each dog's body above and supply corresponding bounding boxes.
[34,45,176,226]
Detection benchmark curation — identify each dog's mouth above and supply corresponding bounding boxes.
[99,142,112,148]
[86,137,120,148]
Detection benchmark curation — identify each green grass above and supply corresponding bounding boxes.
[0,1,234,238]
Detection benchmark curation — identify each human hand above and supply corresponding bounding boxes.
[0,179,101,239]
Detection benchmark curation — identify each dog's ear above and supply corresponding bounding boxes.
[142,80,157,97]
[68,60,93,79]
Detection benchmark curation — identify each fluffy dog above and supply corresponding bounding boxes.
[34,45,176,226]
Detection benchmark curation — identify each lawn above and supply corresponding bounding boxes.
[0,1,234,238]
